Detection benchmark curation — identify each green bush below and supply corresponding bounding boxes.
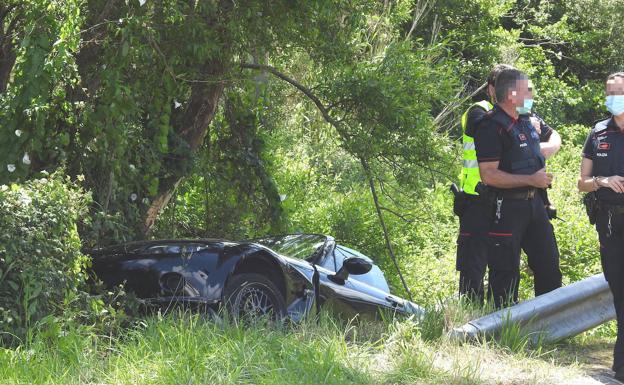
[0,172,91,345]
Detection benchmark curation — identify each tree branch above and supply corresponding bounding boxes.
[360,157,413,301]
[241,63,343,132]
[379,206,415,223]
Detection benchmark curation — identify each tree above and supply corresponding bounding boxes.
[0,0,380,242]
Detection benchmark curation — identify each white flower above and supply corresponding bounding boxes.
[139,0,146,6]
[22,153,31,165]
[279,194,287,202]
[130,193,138,201]
[14,130,22,137]
[142,197,150,204]
[174,100,181,109]
[19,193,32,206]
[7,164,15,173]
[0,185,7,191]
[129,164,136,171]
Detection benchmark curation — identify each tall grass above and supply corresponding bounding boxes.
[0,312,382,385]
[0,302,612,385]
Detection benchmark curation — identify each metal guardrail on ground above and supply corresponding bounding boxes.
[451,273,616,344]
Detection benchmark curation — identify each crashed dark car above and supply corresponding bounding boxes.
[89,234,423,321]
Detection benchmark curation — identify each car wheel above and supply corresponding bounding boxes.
[223,273,287,322]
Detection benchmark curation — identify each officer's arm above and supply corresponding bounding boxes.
[479,161,552,189]
[578,158,597,192]
[578,157,624,193]
[578,130,624,193]
[540,129,561,159]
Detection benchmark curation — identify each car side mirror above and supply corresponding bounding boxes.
[328,257,372,285]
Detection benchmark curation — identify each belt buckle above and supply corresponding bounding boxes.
[527,190,535,199]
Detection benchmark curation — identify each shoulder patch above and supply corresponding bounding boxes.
[593,118,611,133]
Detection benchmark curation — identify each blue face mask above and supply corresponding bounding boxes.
[606,95,624,116]
[516,98,533,115]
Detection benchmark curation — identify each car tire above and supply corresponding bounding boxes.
[223,273,287,322]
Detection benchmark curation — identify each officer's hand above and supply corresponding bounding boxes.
[530,116,542,134]
[530,168,554,188]
[600,176,624,193]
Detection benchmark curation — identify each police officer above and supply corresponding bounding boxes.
[457,64,513,302]
[474,68,562,308]
[578,72,624,381]
[458,65,562,304]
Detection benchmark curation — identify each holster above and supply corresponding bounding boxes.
[583,192,598,225]
[453,191,469,217]
[475,182,496,219]
[539,188,557,220]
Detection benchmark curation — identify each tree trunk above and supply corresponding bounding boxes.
[142,60,225,235]
[0,48,15,93]
[0,4,22,94]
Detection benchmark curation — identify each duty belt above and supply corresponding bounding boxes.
[599,203,624,215]
[497,188,536,200]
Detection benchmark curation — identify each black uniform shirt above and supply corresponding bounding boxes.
[474,105,552,164]
[465,106,489,137]
[582,117,624,204]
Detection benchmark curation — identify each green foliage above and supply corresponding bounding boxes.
[0,0,621,350]
[0,171,91,345]
[0,312,378,384]
[0,0,389,242]
[153,87,287,239]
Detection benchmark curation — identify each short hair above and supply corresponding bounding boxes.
[487,64,516,86]
[495,68,528,103]
[607,72,624,83]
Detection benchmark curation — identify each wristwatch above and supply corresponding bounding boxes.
[592,176,600,190]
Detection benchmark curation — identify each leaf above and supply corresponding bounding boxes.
[8,280,19,291]
[28,300,38,317]
[122,41,130,57]
[29,284,42,300]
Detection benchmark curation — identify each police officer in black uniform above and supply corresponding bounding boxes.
[456,64,513,303]
[458,65,562,304]
[578,72,624,382]
[474,68,562,308]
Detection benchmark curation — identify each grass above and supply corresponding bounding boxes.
[0,303,617,385]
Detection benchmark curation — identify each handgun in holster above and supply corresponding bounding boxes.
[474,182,497,220]
[583,191,598,225]
[450,183,468,217]
[539,188,557,220]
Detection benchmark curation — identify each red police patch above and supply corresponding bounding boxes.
[599,142,611,150]
[518,133,527,141]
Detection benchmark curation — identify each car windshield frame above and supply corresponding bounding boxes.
[252,234,329,262]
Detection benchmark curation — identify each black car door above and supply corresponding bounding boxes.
[315,245,397,319]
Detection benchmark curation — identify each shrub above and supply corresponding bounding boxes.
[0,172,91,345]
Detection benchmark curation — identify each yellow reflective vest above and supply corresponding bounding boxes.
[459,100,493,195]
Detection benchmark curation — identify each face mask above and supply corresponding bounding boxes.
[606,95,624,116]
[516,98,533,115]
